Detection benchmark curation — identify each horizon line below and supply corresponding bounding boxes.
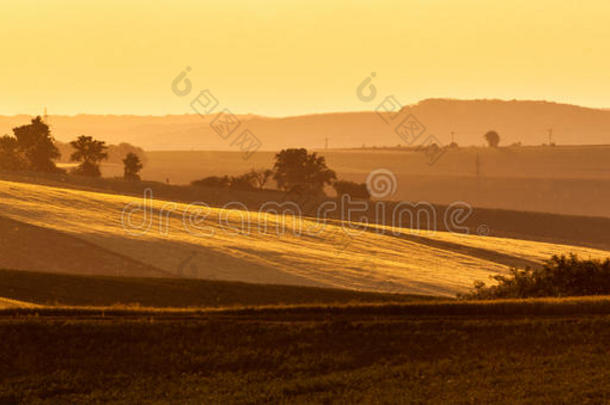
[1,97,609,119]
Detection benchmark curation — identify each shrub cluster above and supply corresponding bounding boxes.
[191,149,370,200]
[191,169,273,191]
[461,254,610,299]
[333,180,370,200]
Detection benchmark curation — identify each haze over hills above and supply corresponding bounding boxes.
[1,99,609,150]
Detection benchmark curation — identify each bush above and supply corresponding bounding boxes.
[191,170,273,191]
[461,254,610,299]
[191,176,231,188]
[333,180,370,200]
[229,173,257,190]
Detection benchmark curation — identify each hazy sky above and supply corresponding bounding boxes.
[1,0,610,116]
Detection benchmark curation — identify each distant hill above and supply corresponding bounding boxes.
[1,99,609,150]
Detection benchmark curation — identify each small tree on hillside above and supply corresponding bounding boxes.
[273,148,336,195]
[70,135,108,177]
[123,152,143,181]
[12,116,60,171]
[484,130,500,148]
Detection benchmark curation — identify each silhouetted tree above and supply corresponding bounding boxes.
[0,135,27,170]
[333,180,370,200]
[69,135,108,177]
[122,152,143,181]
[250,169,273,190]
[273,148,336,194]
[229,172,257,190]
[12,116,60,171]
[484,130,500,148]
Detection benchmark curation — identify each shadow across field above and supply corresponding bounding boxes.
[0,269,430,308]
[0,215,172,278]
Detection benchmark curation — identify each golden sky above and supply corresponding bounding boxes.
[1,0,609,116]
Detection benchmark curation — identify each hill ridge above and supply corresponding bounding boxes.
[2,98,610,149]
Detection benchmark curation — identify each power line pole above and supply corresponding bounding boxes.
[325,137,328,150]
[548,128,553,145]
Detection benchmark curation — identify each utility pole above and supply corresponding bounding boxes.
[475,153,480,177]
[451,131,455,144]
[548,128,553,145]
[325,137,328,150]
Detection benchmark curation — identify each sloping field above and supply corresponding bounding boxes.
[0,297,38,309]
[366,221,610,266]
[0,215,171,278]
[1,180,609,296]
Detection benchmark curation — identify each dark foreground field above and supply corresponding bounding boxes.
[1,300,609,404]
[0,269,428,308]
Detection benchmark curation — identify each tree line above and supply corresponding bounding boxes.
[0,116,143,180]
[192,148,371,199]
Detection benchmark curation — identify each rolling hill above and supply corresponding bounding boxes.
[2,99,610,151]
[1,179,608,297]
